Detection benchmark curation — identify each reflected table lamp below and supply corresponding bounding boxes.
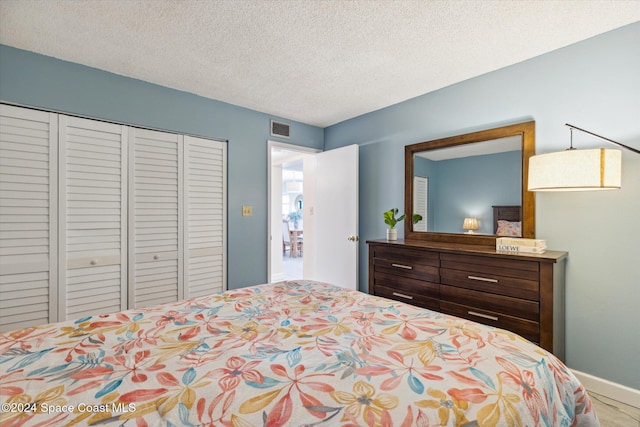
[463,217,479,234]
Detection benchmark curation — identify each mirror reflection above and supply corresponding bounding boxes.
[404,121,535,245]
[413,136,522,235]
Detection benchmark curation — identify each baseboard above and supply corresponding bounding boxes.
[571,369,640,409]
[270,272,286,282]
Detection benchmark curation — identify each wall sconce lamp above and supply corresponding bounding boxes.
[528,124,639,192]
[463,217,479,234]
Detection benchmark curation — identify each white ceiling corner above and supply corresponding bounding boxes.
[0,0,638,127]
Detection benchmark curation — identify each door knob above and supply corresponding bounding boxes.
[347,235,359,242]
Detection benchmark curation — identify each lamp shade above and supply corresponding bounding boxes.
[528,148,621,191]
[463,217,478,233]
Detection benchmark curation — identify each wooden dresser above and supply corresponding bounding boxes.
[367,239,567,359]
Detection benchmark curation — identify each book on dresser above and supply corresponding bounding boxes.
[367,238,568,360]
[496,237,547,254]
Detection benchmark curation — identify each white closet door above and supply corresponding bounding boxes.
[0,105,58,332]
[184,136,226,297]
[59,116,127,320]
[129,128,183,308]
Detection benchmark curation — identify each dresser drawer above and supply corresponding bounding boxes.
[373,271,439,310]
[440,300,539,343]
[440,253,539,281]
[372,246,439,282]
[372,245,439,266]
[375,285,439,311]
[440,285,539,321]
[441,268,539,301]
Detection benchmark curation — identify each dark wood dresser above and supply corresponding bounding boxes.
[367,239,567,359]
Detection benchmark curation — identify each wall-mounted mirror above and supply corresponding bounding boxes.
[404,121,535,246]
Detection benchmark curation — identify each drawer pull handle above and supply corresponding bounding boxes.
[392,292,414,300]
[468,311,499,321]
[90,260,98,266]
[153,255,160,260]
[468,275,498,283]
[391,263,413,270]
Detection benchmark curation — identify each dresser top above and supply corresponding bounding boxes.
[366,238,568,263]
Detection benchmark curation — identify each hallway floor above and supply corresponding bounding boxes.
[281,254,303,281]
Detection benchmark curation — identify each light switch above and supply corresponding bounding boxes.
[242,205,253,216]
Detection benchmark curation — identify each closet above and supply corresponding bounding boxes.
[0,104,226,332]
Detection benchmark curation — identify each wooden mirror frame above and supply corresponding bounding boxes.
[404,121,535,246]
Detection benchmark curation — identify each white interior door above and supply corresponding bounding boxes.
[312,144,358,290]
[184,135,227,297]
[129,128,183,308]
[0,105,58,332]
[59,115,128,320]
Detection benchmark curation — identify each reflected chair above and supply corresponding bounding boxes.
[282,220,291,256]
[283,220,303,257]
[294,233,303,257]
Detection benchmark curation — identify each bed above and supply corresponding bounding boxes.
[1,280,597,426]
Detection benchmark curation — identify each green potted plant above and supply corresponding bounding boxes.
[383,208,422,241]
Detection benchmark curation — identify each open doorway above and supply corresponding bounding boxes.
[267,141,319,283]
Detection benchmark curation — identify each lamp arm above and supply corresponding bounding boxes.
[565,123,640,155]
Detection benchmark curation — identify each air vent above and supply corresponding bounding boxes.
[271,120,290,139]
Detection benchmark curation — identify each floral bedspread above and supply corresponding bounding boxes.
[1,280,597,426]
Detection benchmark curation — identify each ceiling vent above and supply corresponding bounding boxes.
[271,120,290,139]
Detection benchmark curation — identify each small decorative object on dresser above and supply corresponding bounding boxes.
[497,237,547,254]
[383,208,422,241]
[367,238,567,359]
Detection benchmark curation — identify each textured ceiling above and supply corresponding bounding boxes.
[1,1,639,127]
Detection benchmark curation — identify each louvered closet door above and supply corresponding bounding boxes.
[184,136,226,297]
[59,116,127,320]
[129,128,183,308]
[0,105,58,332]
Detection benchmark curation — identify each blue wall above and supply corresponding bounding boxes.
[326,23,640,389]
[0,44,324,290]
[415,151,521,233]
